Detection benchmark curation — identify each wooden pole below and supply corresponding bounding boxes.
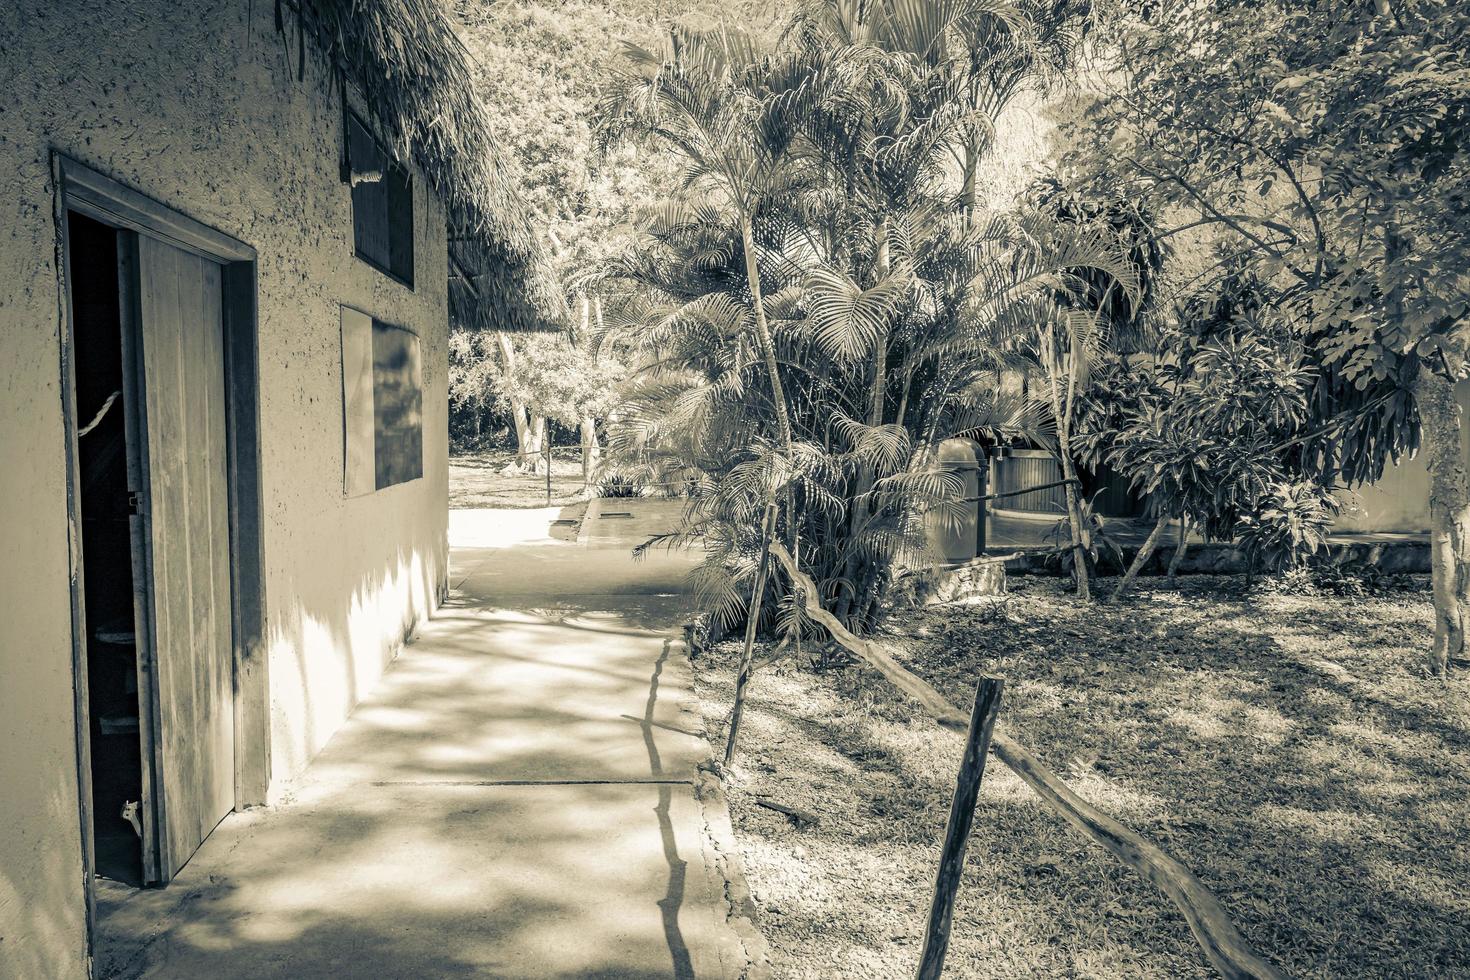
[724,503,778,765]
[916,678,1004,980]
[545,437,552,505]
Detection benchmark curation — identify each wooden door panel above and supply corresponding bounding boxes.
[136,235,235,880]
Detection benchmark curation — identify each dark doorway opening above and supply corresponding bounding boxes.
[70,211,146,888]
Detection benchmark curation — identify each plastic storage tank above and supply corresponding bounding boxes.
[925,438,985,564]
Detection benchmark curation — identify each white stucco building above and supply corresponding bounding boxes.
[0,2,552,975]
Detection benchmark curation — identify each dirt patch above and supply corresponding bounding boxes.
[690,575,1470,978]
[449,449,589,509]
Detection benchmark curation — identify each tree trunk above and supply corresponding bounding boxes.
[1061,323,1091,602]
[740,216,794,459]
[1416,369,1470,677]
[1059,457,1090,601]
[725,503,777,765]
[960,142,979,227]
[740,213,798,577]
[580,416,600,489]
[495,330,544,475]
[508,407,546,474]
[1045,324,1090,601]
[1109,514,1170,603]
[1166,515,1190,587]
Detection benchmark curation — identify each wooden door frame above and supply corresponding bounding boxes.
[53,153,270,958]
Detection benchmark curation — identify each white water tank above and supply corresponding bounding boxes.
[926,438,982,565]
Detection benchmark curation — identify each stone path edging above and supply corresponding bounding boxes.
[694,769,773,980]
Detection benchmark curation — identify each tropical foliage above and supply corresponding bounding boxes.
[1236,481,1340,575]
[590,0,1143,633]
[1061,0,1470,670]
[449,0,782,459]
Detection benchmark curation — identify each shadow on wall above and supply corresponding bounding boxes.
[267,539,445,788]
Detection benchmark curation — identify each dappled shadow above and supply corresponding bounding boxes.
[93,504,735,978]
[96,780,712,980]
[291,605,708,787]
[698,576,1470,976]
[98,576,723,978]
[898,578,1470,977]
[267,533,446,788]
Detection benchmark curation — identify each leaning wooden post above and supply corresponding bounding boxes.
[916,678,1004,980]
[724,502,778,765]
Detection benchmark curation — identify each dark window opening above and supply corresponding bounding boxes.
[341,307,423,494]
[346,112,415,288]
[371,321,424,489]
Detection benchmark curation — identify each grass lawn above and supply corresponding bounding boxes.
[448,448,589,509]
[690,575,1470,978]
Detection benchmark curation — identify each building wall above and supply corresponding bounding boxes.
[1332,381,1470,534]
[0,2,451,975]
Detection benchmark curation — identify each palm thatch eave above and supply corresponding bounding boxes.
[284,0,565,332]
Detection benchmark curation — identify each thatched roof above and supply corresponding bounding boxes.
[286,0,563,332]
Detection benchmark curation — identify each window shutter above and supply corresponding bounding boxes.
[346,112,414,287]
[386,167,414,287]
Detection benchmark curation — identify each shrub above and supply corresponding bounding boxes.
[595,472,646,498]
[1235,481,1339,574]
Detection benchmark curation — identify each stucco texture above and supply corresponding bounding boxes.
[1,2,451,975]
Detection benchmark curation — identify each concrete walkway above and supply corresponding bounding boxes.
[97,505,761,979]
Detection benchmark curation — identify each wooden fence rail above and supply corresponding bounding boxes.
[767,540,1289,980]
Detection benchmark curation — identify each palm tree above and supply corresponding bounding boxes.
[591,6,1132,635]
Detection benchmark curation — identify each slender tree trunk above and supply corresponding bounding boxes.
[740,215,794,459]
[580,416,600,489]
[1110,514,1170,603]
[725,503,777,765]
[960,142,979,228]
[870,218,890,428]
[1045,326,1091,601]
[1062,324,1091,598]
[1166,515,1190,587]
[894,355,915,429]
[495,330,544,474]
[1059,454,1090,600]
[836,220,893,627]
[740,213,799,582]
[1416,369,1470,677]
[529,416,548,474]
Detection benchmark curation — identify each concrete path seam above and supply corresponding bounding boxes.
[576,496,604,545]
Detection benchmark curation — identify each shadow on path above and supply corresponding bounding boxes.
[96,507,745,979]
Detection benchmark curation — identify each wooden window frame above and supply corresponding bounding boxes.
[340,305,424,496]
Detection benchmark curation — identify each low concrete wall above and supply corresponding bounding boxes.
[0,1,450,974]
[1001,540,1430,578]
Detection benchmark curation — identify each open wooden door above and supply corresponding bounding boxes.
[133,234,236,881]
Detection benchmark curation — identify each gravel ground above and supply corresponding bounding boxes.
[690,574,1470,979]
